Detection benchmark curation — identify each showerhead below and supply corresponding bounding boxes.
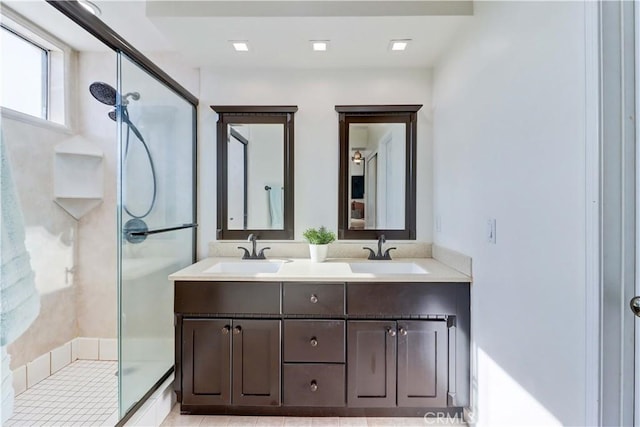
[89,81,117,106]
[108,109,117,122]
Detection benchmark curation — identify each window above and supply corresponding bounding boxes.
[0,25,48,119]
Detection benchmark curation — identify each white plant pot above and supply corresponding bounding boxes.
[309,244,329,263]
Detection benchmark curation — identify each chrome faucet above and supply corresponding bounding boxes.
[363,235,396,260]
[238,233,270,260]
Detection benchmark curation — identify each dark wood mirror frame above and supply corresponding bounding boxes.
[336,105,422,240]
[212,105,297,240]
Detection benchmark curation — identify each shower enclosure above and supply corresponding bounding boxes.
[116,53,196,418]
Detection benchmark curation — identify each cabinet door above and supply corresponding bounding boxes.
[347,321,396,407]
[397,320,448,407]
[182,319,231,405]
[232,319,281,406]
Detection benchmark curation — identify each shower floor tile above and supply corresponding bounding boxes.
[6,360,118,427]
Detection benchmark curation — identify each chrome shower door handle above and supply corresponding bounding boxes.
[630,296,640,317]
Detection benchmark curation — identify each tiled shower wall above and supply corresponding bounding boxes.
[4,114,79,369]
[4,51,118,370]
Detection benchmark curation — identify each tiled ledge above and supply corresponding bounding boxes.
[12,337,117,396]
[210,241,432,259]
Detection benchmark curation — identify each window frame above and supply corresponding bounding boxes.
[1,23,50,120]
[0,6,74,131]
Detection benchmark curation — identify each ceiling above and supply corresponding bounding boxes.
[3,1,474,69]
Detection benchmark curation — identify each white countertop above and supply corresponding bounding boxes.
[169,257,471,283]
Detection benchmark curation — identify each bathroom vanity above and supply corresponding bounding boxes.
[170,257,471,417]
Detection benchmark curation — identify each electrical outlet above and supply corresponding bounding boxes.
[436,215,442,232]
[487,219,497,244]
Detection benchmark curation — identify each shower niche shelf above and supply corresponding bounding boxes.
[53,136,104,220]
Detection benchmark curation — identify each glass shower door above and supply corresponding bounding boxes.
[116,53,196,417]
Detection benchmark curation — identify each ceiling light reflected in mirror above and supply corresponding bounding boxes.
[352,150,363,164]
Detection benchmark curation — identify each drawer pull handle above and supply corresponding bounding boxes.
[310,380,318,392]
[221,325,231,335]
[309,337,318,347]
[399,327,408,336]
[386,327,396,337]
[310,294,318,304]
[233,326,242,335]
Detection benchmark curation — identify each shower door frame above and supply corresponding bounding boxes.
[44,2,198,425]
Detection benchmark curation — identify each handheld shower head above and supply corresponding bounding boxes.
[90,82,141,122]
[89,82,117,106]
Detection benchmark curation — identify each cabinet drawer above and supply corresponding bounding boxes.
[347,282,466,316]
[282,283,344,315]
[284,320,344,363]
[175,282,281,315]
[283,364,345,407]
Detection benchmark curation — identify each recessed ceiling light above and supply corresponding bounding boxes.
[78,0,101,16]
[231,41,249,52]
[390,39,411,51]
[311,41,329,52]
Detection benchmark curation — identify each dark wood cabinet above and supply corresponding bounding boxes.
[232,319,281,406]
[347,320,449,408]
[182,319,231,406]
[347,321,397,407]
[175,280,469,416]
[397,320,448,407]
[181,318,280,407]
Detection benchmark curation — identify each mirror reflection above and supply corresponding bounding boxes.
[227,123,284,230]
[213,105,296,240]
[348,123,406,230]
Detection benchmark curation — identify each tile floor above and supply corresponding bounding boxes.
[5,360,118,427]
[160,405,467,427]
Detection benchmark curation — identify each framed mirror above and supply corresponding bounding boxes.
[212,105,297,239]
[336,105,422,240]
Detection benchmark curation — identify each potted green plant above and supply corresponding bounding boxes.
[302,226,336,263]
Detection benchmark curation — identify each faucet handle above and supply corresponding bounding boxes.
[237,247,251,259]
[362,247,376,260]
[383,247,397,260]
[257,247,271,259]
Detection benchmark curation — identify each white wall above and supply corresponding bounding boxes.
[198,68,432,257]
[433,1,587,425]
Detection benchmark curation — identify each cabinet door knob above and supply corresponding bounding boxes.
[233,325,242,335]
[221,325,231,335]
[310,294,318,304]
[386,327,396,337]
[309,337,318,347]
[399,327,408,336]
[310,380,318,392]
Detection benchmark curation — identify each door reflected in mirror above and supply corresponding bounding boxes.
[227,123,284,230]
[348,123,406,230]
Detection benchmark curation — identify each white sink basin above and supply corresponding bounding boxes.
[348,262,428,275]
[204,261,284,274]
